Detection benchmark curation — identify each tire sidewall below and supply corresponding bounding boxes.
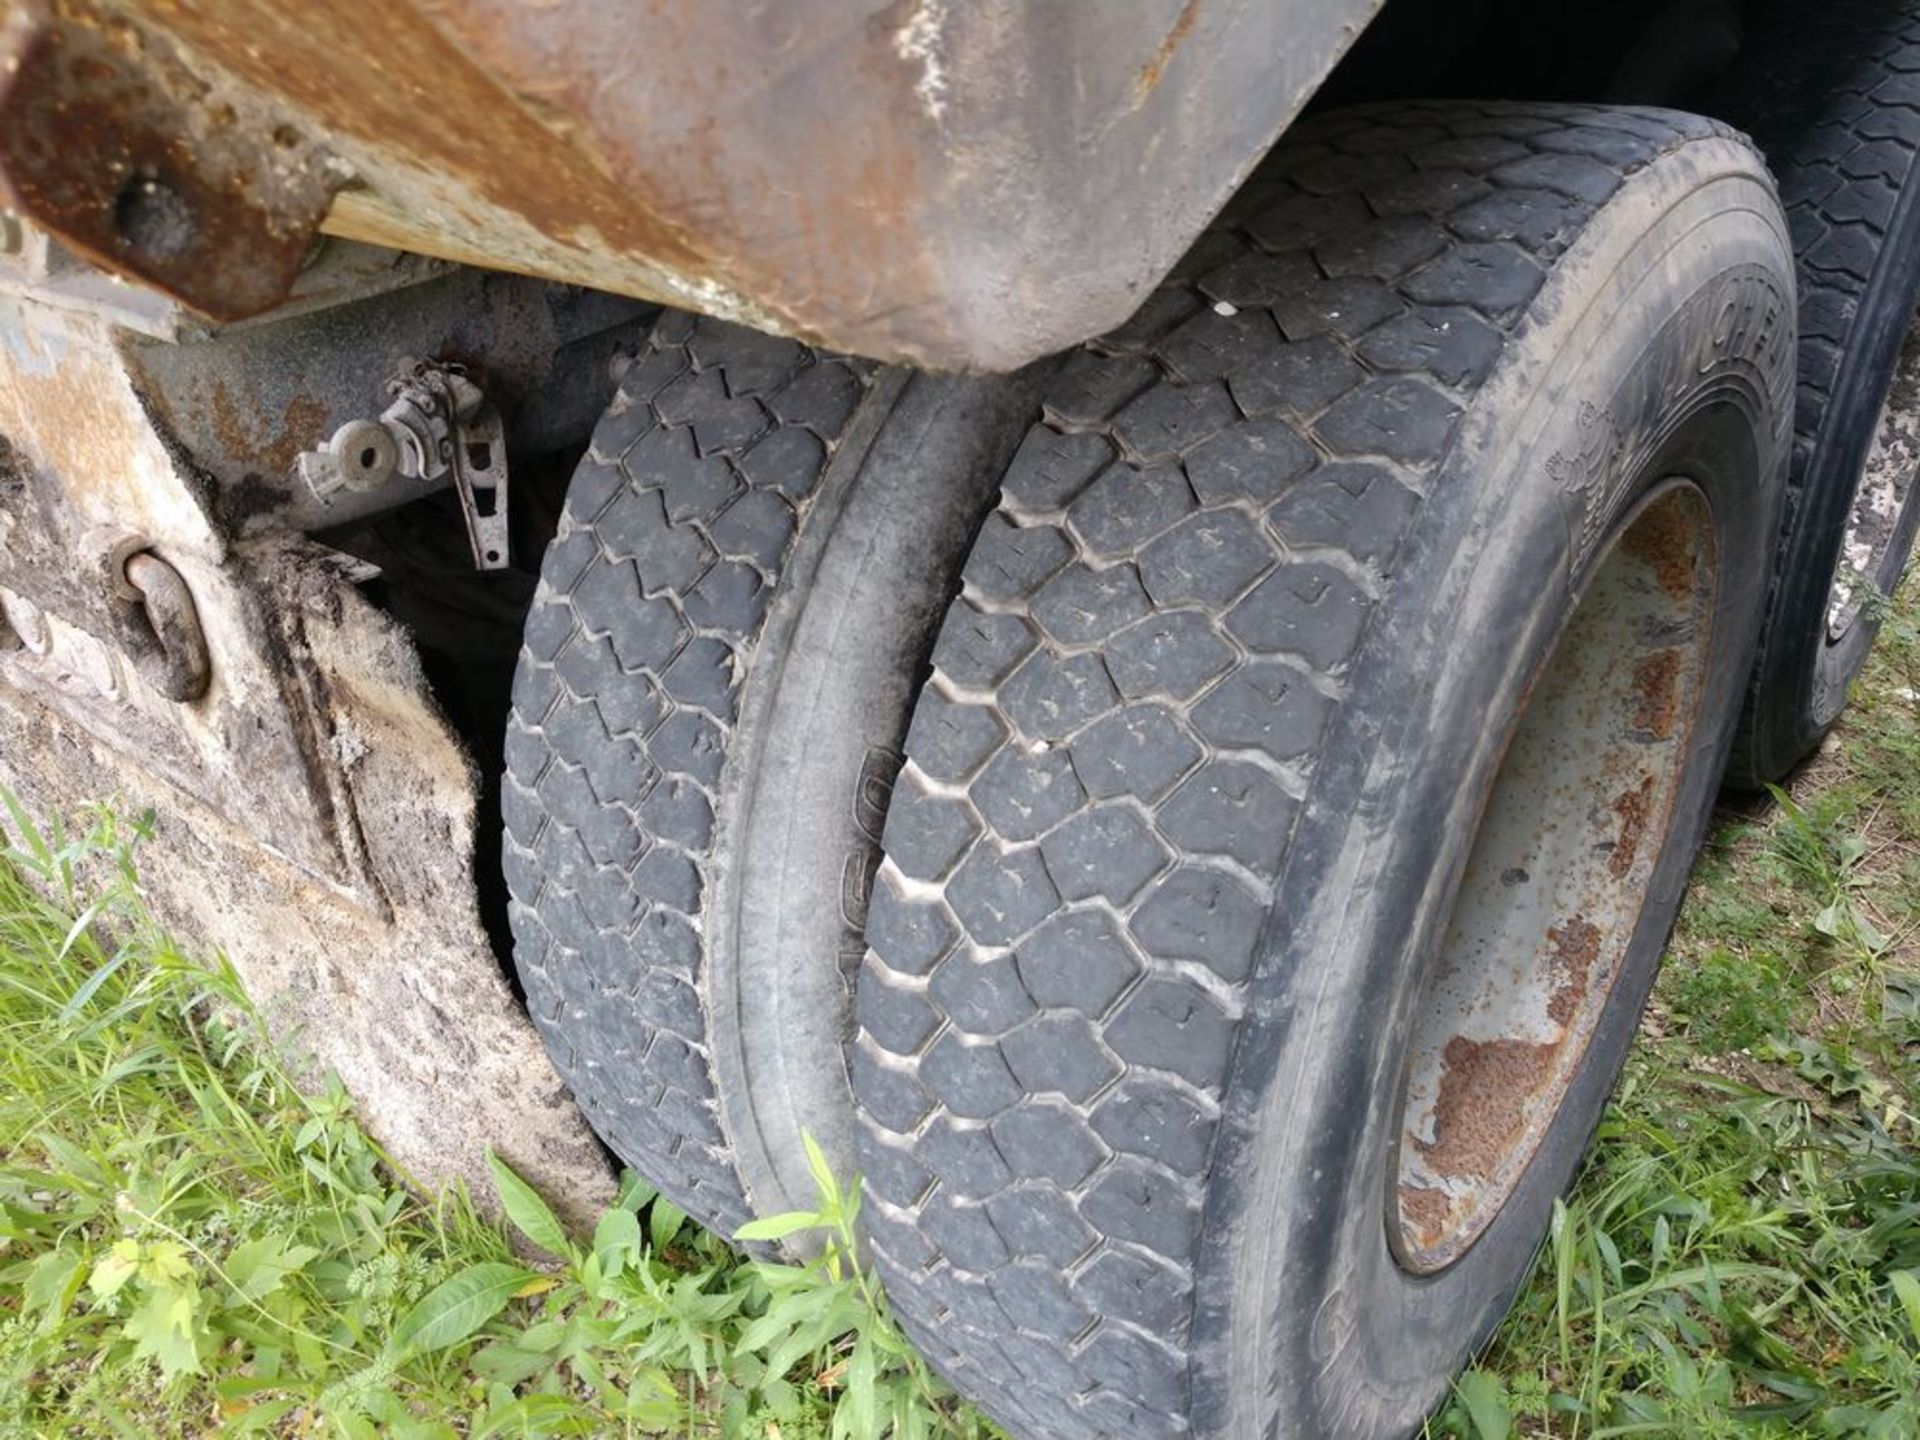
[713,367,1054,1222]
[1194,155,1795,1438]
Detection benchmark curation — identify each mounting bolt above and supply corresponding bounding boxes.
[113,176,194,263]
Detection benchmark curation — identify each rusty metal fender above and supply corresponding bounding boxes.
[1,0,1384,369]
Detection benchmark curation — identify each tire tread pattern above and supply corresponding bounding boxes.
[1722,0,1920,778]
[504,311,874,1237]
[854,103,1741,1440]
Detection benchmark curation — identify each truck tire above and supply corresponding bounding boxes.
[853,103,1793,1439]
[502,311,1046,1239]
[1720,0,1920,787]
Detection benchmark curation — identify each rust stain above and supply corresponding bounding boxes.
[202,382,326,481]
[0,3,344,321]
[1417,919,1600,1187]
[270,392,327,478]
[1619,496,1699,601]
[1398,1183,1453,1246]
[1630,648,1682,739]
[1544,918,1600,1026]
[1609,774,1656,881]
[1415,1034,1555,1183]
[127,0,705,267]
[1134,0,1201,105]
[115,0,933,352]
[206,380,248,466]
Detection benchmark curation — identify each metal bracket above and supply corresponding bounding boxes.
[0,1,345,322]
[297,359,511,572]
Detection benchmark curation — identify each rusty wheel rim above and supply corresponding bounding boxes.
[1392,482,1717,1275]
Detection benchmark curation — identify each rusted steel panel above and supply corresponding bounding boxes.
[2,0,1382,369]
[0,297,371,887]
[0,2,344,320]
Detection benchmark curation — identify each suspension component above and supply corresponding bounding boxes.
[297,360,511,571]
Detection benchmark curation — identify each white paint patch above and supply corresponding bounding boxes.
[332,719,370,768]
[1213,300,1238,317]
[895,0,950,123]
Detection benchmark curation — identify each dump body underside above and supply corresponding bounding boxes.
[0,0,1379,370]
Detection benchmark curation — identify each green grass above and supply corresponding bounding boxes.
[0,585,1916,1439]
[0,804,985,1438]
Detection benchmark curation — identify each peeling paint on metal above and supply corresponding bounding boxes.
[1619,490,1702,601]
[1608,774,1655,881]
[1630,648,1682,740]
[1416,1034,1557,1185]
[1543,917,1600,1026]
[893,0,950,123]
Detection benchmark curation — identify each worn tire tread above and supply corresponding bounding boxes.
[854,102,1744,1440]
[503,312,875,1236]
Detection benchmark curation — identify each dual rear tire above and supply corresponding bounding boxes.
[501,319,1049,1234]
[506,103,1802,1437]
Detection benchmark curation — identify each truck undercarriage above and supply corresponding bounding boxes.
[2,1,1916,1435]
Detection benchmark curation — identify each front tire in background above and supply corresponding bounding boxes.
[1719,0,1920,787]
[853,103,1794,1440]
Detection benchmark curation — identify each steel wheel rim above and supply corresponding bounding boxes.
[1392,481,1718,1274]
